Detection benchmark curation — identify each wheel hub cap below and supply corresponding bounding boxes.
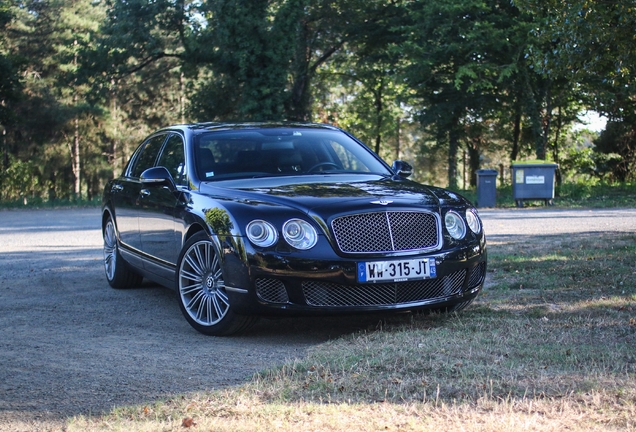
[205,274,216,293]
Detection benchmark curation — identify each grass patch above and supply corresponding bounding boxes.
[67,232,636,431]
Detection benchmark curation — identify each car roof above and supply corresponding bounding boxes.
[159,122,342,134]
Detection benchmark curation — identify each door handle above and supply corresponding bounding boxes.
[140,189,150,197]
[112,184,123,193]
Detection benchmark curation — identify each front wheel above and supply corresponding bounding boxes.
[176,232,256,336]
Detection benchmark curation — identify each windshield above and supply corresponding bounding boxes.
[194,128,392,181]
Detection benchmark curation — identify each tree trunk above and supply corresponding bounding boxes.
[522,67,548,161]
[180,71,185,124]
[374,81,383,155]
[395,118,400,161]
[72,42,81,199]
[553,105,563,188]
[540,81,552,161]
[2,128,7,171]
[288,22,311,121]
[467,139,481,188]
[448,119,460,189]
[511,96,522,161]
[111,80,119,179]
[73,111,81,199]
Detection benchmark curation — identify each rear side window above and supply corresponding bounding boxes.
[129,134,167,178]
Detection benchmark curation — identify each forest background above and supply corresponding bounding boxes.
[0,0,635,204]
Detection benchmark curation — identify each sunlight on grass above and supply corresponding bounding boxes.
[67,232,636,431]
[68,393,635,431]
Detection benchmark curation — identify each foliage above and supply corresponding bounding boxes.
[517,0,636,121]
[516,0,636,181]
[0,154,38,201]
[1,0,636,200]
[592,122,636,182]
[0,0,21,129]
[399,0,567,188]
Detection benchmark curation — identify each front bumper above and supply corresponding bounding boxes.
[222,237,487,316]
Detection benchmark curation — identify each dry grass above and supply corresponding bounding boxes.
[68,233,636,431]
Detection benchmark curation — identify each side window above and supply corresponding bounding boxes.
[129,134,166,178]
[157,134,187,186]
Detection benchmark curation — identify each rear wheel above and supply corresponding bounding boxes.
[176,232,256,336]
[103,216,142,288]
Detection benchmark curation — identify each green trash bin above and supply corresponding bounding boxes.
[510,161,558,207]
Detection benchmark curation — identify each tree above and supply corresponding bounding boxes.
[0,0,21,135]
[0,0,22,174]
[517,0,636,180]
[3,0,110,200]
[593,122,635,182]
[402,0,529,188]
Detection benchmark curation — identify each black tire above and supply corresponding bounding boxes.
[103,216,143,289]
[176,232,256,336]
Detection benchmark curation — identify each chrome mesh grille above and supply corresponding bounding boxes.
[302,270,466,307]
[467,262,486,289]
[255,278,289,304]
[331,211,439,253]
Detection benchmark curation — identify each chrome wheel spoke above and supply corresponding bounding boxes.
[194,244,206,269]
[211,248,221,272]
[180,282,202,295]
[216,289,230,306]
[212,294,224,318]
[185,253,204,277]
[195,294,208,321]
[207,296,214,321]
[180,268,203,283]
[186,290,205,311]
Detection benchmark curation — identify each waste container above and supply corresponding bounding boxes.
[476,169,498,208]
[510,161,558,207]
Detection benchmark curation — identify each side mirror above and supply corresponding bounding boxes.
[140,166,176,190]
[392,160,413,178]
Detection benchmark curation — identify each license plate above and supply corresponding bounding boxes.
[357,258,437,283]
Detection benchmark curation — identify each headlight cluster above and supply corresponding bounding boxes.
[246,220,278,247]
[246,218,318,250]
[444,208,481,240]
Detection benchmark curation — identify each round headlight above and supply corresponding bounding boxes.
[246,220,278,247]
[282,219,318,250]
[466,209,481,234]
[445,211,466,240]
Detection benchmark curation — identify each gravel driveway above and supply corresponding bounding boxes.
[1,207,634,431]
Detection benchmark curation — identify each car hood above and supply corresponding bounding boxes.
[199,175,470,217]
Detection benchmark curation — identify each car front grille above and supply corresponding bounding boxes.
[467,262,486,289]
[302,270,466,307]
[331,211,440,254]
[255,278,289,304]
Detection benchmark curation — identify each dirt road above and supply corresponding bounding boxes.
[0,207,634,431]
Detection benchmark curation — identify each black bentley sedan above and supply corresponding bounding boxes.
[102,123,487,335]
